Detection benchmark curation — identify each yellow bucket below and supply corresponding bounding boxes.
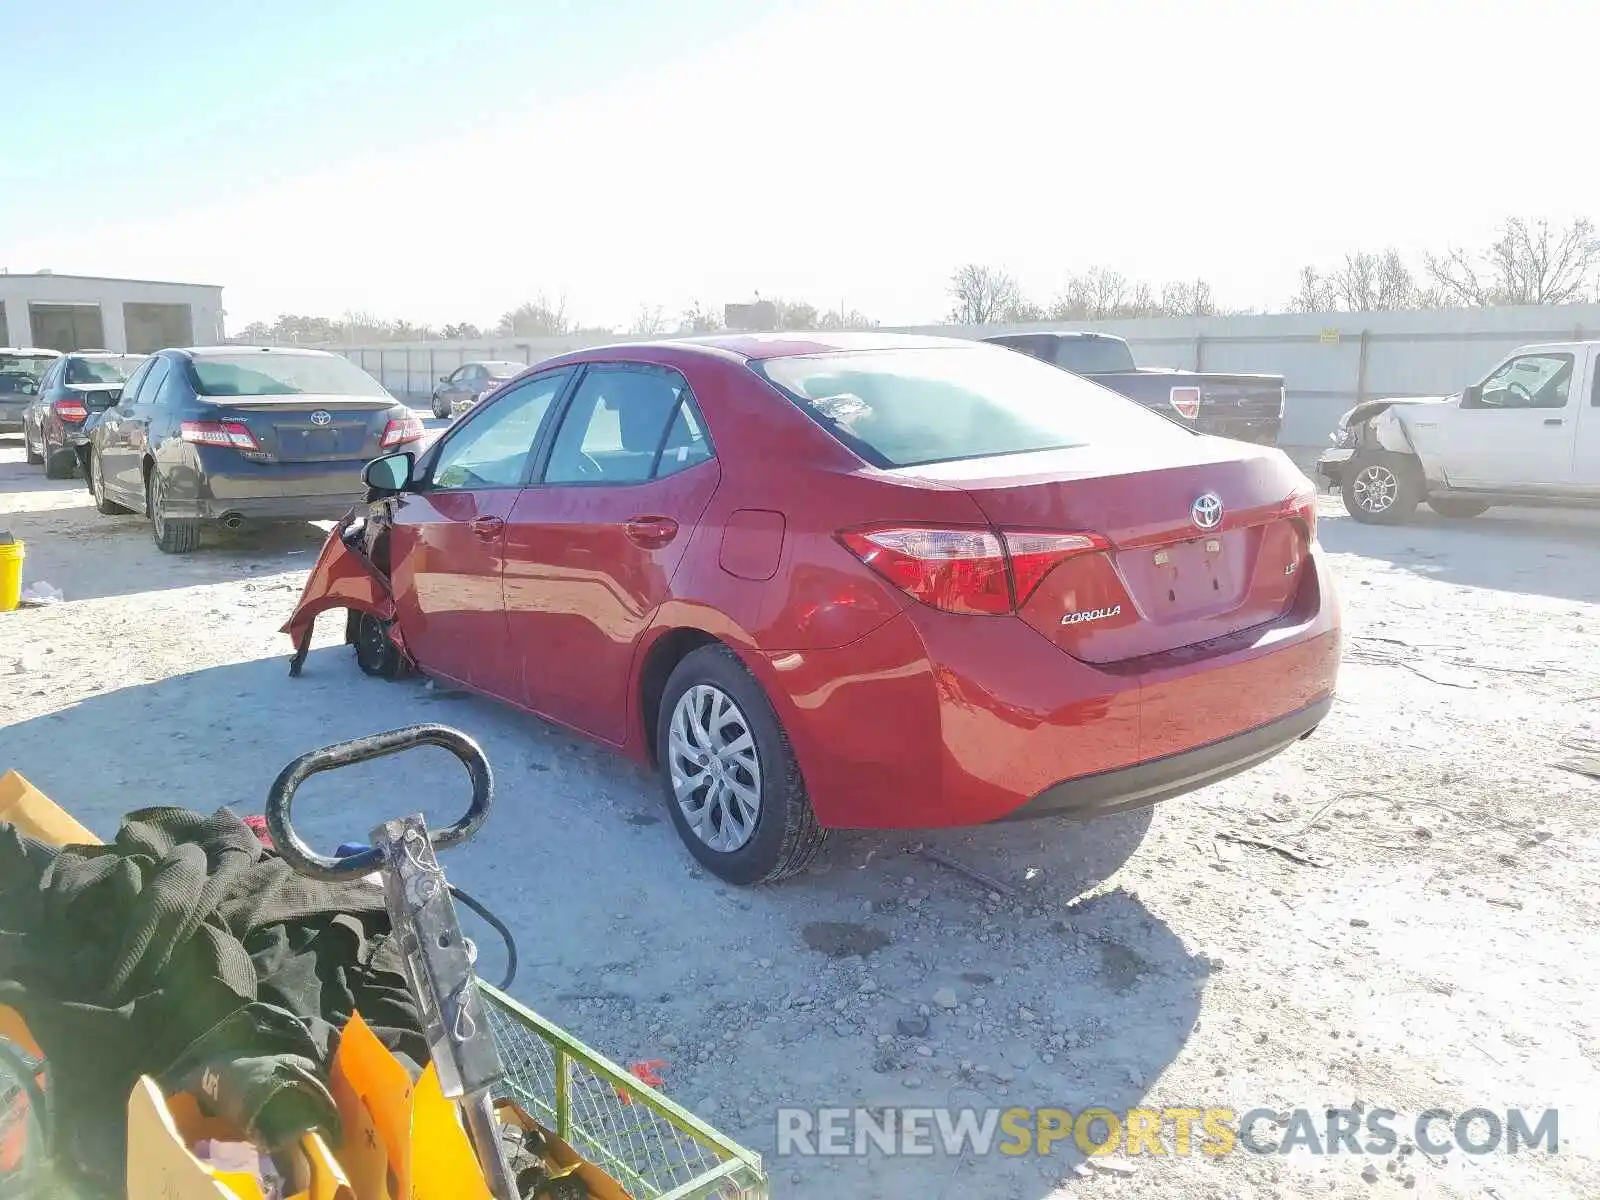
[0,538,23,613]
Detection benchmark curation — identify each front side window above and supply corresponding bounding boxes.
[188,352,389,398]
[543,365,701,485]
[1477,353,1572,410]
[428,370,569,490]
[756,343,1191,469]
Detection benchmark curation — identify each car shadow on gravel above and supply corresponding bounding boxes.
[1319,507,1600,604]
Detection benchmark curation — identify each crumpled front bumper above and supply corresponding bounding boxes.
[281,509,402,676]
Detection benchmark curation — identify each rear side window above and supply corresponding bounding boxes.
[756,344,1191,469]
[543,365,710,485]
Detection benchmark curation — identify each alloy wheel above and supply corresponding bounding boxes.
[668,683,763,853]
[150,474,166,539]
[1352,464,1398,514]
[92,454,106,505]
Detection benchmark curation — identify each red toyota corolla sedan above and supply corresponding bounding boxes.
[284,333,1340,884]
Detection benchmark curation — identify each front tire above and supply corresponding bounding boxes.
[1427,497,1489,519]
[24,424,43,465]
[656,644,825,885]
[432,393,448,419]
[1342,452,1421,525]
[354,612,410,679]
[148,469,200,554]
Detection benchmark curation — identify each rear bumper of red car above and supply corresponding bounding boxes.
[1001,694,1330,821]
[753,546,1339,830]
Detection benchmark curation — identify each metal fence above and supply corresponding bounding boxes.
[318,303,1600,451]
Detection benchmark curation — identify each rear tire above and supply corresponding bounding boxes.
[90,451,132,515]
[1427,497,1489,519]
[43,437,75,480]
[1341,452,1421,525]
[148,469,200,554]
[656,643,825,885]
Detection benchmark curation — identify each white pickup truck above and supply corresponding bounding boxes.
[1317,340,1600,524]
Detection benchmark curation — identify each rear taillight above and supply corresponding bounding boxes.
[1169,386,1201,420]
[53,398,88,423]
[838,525,1109,616]
[181,420,260,450]
[381,415,424,448]
[1294,494,1318,543]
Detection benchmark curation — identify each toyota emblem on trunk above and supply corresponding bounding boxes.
[1191,493,1224,530]
[310,410,332,426]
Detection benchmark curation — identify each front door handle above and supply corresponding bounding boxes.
[624,515,679,549]
[469,516,504,540]
[1543,417,1564,426]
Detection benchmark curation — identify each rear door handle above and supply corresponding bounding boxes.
[1544,418,1564,426]
[624,515,679,549]
[469,516,504,540]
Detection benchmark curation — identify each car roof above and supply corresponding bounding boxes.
[565,331,978,366]
[985,330,1125,340]
[67,349,145,358]
[0,347,62,356]
[178,345,341,359]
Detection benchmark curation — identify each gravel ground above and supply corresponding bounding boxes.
[2,433,1598,1199]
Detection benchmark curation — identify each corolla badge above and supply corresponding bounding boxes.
[1190,492,1224,531]
[1061,605,1122,626]
[309,410,332,426]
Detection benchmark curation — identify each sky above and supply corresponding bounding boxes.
[3,0,1597,332]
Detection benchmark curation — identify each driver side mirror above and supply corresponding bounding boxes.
[363,452,415,494]
[1460,385,1483,409]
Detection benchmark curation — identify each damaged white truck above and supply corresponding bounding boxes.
[1317,340,1600,524]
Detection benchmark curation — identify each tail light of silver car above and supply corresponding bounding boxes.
[381,414,425,448]
[838,524,1110,616]
[1169,386,1202,420]
[53,398,89,423]
[181,420,261,450]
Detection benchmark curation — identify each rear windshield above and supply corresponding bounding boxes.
[756,344,1192,468]
[1052,337,1137,374]
[66,355,145,385]
[0,353,57,387]
[188,353,390,398]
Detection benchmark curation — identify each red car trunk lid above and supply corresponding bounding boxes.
[900,441,1313,664]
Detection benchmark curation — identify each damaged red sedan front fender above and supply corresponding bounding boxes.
[282,510,399,676]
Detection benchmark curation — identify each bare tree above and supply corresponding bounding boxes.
[628,305,668,336]
[440,322,483,339]
[820,306,877,330]
[948,264,1022,324]
[774,299,819,330]
[1157,279,1216,318]
[1289,266,1337,313]
[1426,217,1600,306]
[678,301,723,333]
[497,294,571,337]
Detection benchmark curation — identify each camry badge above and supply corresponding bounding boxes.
[1191,492,1224,531]
[310,410,332,426]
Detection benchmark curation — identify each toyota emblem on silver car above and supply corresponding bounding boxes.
[310,410,332,426]
[1191,493,1224,530]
